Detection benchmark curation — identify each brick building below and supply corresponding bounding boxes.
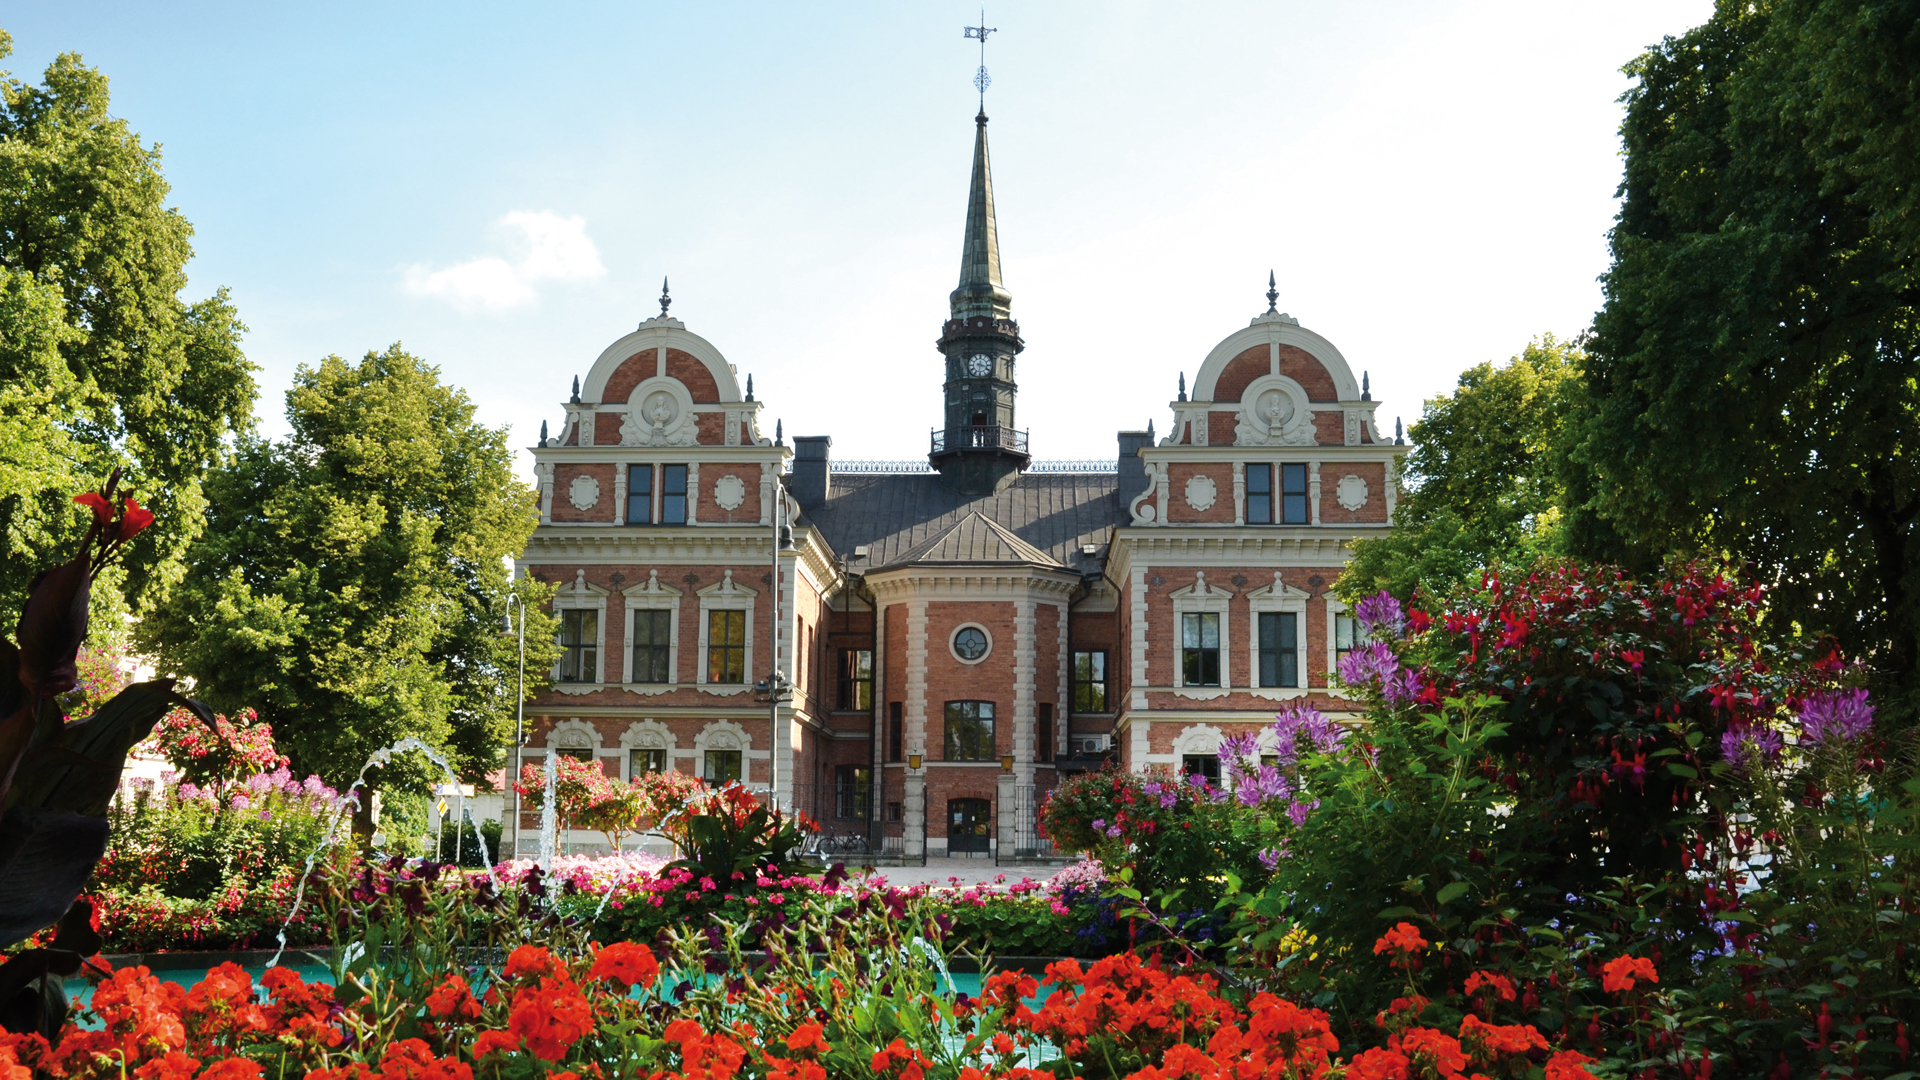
[512,109,1408,857]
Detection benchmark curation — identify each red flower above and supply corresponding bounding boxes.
[587,941,659,989]
[505,944,562,980]
[1346,1046,1411,1080]
[1600,955,1657,994]
[74,491,114,526]
[1372,922,1427,958]
[199,1060,265,1080]
[1545,1049,1601,1080]
[1462,971,1515,1002]
[118,496,156,541]
[472,1031,518,1060]
[426,975,482,1022]
[785,1022,830,1054]
[132,1052,200,1080]
[507,977,592,1062]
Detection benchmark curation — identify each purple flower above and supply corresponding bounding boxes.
[1272,704,1346,764]
[1285,798,1318,828]
[1090,818,1106,831]
[1382,668,1424,707]
[1337,641,1401,689]
[1355,590,1406,637]
[1800,688,1873,745]
[1104,825,1122,838]
[230,794,251,811]
[1720,721,1784,774]
[1187,772,1210,790]
[1233,765,1292,807]
[1219,732,1259,763]
[1159,791,1177,809]
[1256,845,1287,870]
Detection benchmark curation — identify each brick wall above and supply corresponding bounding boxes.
[603,352,653,404]
[549,464,617,523]
[1312,412,1346,446]
[1317,461,1388,525]
[695,412,726,445]
[1137,566,1346,689]
[1164,463,1236,524]
[1212,345,1268,403]
[1279,345,1339,401]
[666,349,720,402]
[922,600,1019,760]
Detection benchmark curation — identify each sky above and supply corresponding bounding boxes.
[6,1,1713,469]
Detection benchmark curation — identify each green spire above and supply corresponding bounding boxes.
[950,112,1012,320]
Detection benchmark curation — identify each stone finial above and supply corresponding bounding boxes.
[775,419,784,446]
[570,376,580,404]
[659,277,671,318]
[745,374,754,401]
[1147,419,1155,442]
[1395,417,1405,445]
[1177,372,1187,402]
[1362,371,1371,401]
[539,420,549,446]
[1266,270,1278,314]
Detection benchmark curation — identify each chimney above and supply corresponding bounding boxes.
[791,436,832,507]
[1117,430,1152,501]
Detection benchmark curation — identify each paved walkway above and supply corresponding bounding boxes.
[843,856,1077,889]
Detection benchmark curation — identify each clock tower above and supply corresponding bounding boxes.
[930,109,1029,495]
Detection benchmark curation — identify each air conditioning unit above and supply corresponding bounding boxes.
[1078,735,1111,754]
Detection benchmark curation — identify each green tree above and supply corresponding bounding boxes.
[1339,336,1580,605]
[139,346,556,789]
[0,31,255,618]
[1570,0,1920,716]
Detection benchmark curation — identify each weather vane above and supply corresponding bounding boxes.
[964,10,996,112]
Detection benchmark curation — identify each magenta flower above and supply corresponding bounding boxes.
[1720,721,1784,774]
[1800,688,1873,745]
[1355,590,1406,637]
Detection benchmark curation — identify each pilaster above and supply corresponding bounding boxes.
[904,772,926,857]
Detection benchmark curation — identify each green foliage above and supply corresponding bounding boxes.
[432,816,501,868]
[0,32,254,615]
[138,346,557,789]
[1339,336,1579,607]
[1574,0,1920,713]
[666,783,815,883]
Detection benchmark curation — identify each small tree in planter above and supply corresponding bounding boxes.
[149,705,288,794]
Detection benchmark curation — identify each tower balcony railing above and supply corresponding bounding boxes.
[930,425,1029,456]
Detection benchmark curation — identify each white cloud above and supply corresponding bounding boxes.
[404,211,606,311]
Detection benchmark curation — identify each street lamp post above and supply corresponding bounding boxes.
[766,488,793,808]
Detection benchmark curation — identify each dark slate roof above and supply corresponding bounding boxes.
[798,472,1123,576]
[882,511,1063,570]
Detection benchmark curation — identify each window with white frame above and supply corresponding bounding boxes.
[1328,599,1370,679]
[1168,572,1231,689]
[622,571,681,685]
[695,571,755,687]
[550,572,609,686]
[619,719,674,780]
[1246,574,1309,689]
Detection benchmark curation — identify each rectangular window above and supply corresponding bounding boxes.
[631,609,671,683]
[834,765,872,819]
[1335,612,1368,659]
[887,702,903,762]
[1281,463,1309,524]
[706,609,746,683]
[703,749,741,786]
[554,747,595,763]
[837,649,873,711]
[1038,703,1054,764]
[1181,612,1221,687]
[1182,754,1221,786]
[1246,463,1272,524]
[1071,651,1108,713]
[557,608,598,683]
[661,464,689,524]
[887,801,902,822]
[943,700,996,762]
[629,748,666,776]
[626,464,653,524]
[1258,611,1299,688]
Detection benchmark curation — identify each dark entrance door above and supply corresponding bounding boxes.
[948,798,991,854]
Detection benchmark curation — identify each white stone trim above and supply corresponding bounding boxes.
[948,622,994,666]
[620,570,682,689]
[1054,601,1070,761]
[1013,601,1035,780]
[1246,572,1310,690]
[905,600,929,760]
[1129,564,1150,711]
[618,719,676,778]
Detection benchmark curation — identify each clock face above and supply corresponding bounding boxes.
[967,353,992,377]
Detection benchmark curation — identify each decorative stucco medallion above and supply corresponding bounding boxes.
[1336,473,1369,512]
[567,474,601,511]
[713,474,746,511]
[1183,474,1218,513]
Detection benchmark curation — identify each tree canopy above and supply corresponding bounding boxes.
[0,30,254,618]
[1569,0,1920,712]
[1339,336,1579,606]
[138,346,556,787]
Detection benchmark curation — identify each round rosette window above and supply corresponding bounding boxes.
[950,624,992,664]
